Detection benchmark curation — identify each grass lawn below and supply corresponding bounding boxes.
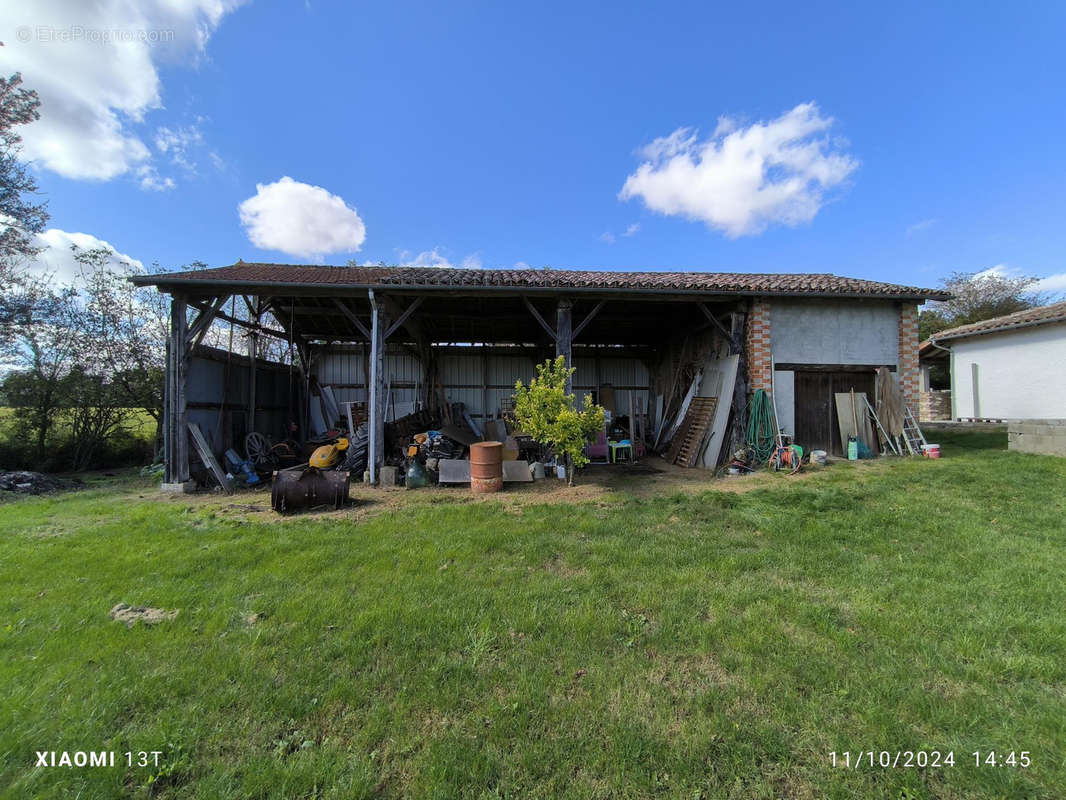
[2,429,1065,798]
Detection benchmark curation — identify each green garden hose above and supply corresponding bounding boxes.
[746,389,777,464]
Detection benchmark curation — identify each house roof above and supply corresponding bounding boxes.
[922,300,1066,354]
[133,262,949,300]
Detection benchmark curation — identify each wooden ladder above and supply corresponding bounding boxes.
[667,397,717,467]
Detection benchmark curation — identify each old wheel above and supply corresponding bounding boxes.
[245,432,272,467]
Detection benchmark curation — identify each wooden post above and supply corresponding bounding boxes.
[165,294,190,484]
[481,347,489,427]
[368,290,388,483]
[556,298,573,394]
[728,309,749,455]
[247,296,259,435]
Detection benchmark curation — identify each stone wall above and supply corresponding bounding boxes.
[919,390,952,422]
[1008,420,1066,456]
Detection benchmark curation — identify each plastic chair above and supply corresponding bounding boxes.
[587,429,609,463]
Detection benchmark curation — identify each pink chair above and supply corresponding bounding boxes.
[587,429,609,463]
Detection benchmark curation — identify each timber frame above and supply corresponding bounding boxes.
[141,264,946,485]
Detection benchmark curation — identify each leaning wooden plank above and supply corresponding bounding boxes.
[699,355,738,469]
[661,371,702,447]
[187,422,233,494]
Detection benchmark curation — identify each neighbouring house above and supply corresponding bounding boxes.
[919,300,1066,421]
[132,264,946,485]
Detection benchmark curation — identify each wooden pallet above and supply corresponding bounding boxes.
[666,397,718,467]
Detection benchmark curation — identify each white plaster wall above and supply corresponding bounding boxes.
[949,323,1066,419]
[770,299,899,366]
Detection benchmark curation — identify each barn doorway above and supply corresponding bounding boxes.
[793,369,878,456]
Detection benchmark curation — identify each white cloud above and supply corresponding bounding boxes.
[396,247,483,269]
[906,218,937,236]
[624,223,640,237]
[1035,273,1066,293]
[975,263,1066,297]
[136,164,176,191]
[27,228,143,286]
[598,232,616,245]
[0,0,244,184]
[155,123,204,171]
[620,103,858,237]
[238,176,367,260]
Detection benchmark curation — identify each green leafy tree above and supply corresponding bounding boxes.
[919,270,1045,341]
[0,73,48,356]
[513,356,606,485]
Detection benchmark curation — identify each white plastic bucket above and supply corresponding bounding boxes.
[922,443,941,459]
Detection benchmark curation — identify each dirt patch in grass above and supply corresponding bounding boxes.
[109,603,179,627]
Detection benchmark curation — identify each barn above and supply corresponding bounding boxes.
[132,264,946,486]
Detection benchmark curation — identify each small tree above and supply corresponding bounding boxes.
[513,356,606,486]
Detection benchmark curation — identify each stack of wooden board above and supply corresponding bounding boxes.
[666,397,718,467]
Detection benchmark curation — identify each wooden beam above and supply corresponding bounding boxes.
[385,295,424,340]
[379,294,426,346]
[523,297,557,340]
[332,298,371,339]
[572,300,605,340]
[697,302,733,342]
[248,296,259,434]
[190,302,288,341]
[368,290,388,484]
[728,310,748,455]
[165,295,190,484]
[556,299,573,394]
[185,294,230,356]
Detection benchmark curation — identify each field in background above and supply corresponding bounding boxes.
[2,429,1065,798]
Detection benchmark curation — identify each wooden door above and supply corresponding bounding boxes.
[794,370,879,456]
[794,372,833,453]
[829,372,876,456]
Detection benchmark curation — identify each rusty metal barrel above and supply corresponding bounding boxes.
[470,441,503,493]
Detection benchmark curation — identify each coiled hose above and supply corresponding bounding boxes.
[746,389,777,464]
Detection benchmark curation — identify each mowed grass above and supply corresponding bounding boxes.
[1,430,1065,798]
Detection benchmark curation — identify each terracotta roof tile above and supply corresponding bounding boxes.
[927,300,1066,344]
[134,263,949,300]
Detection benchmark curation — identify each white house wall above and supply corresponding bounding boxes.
[949,323,1066,419]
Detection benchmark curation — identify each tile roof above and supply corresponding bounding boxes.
[134,263,949,300]
[925,300,1066,345]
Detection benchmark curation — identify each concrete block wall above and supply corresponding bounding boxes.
[746,298,772,392]
[898,302,920,410]
[1008,420,1066,456]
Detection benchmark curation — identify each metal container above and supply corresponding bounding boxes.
[470,441,503,493]
[271,467,351,513]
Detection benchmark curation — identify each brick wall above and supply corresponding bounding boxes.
[897,302,920,409]
[746,298,772,391]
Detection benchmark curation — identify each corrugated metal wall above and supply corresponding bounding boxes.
[186,351,291,455]
[314,347,649,421]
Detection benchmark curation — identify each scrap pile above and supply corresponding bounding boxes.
[388,403,538,489]
[651,350,739,470]
[0,471,81,495]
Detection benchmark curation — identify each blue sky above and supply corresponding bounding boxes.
[4,0,1066,294]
